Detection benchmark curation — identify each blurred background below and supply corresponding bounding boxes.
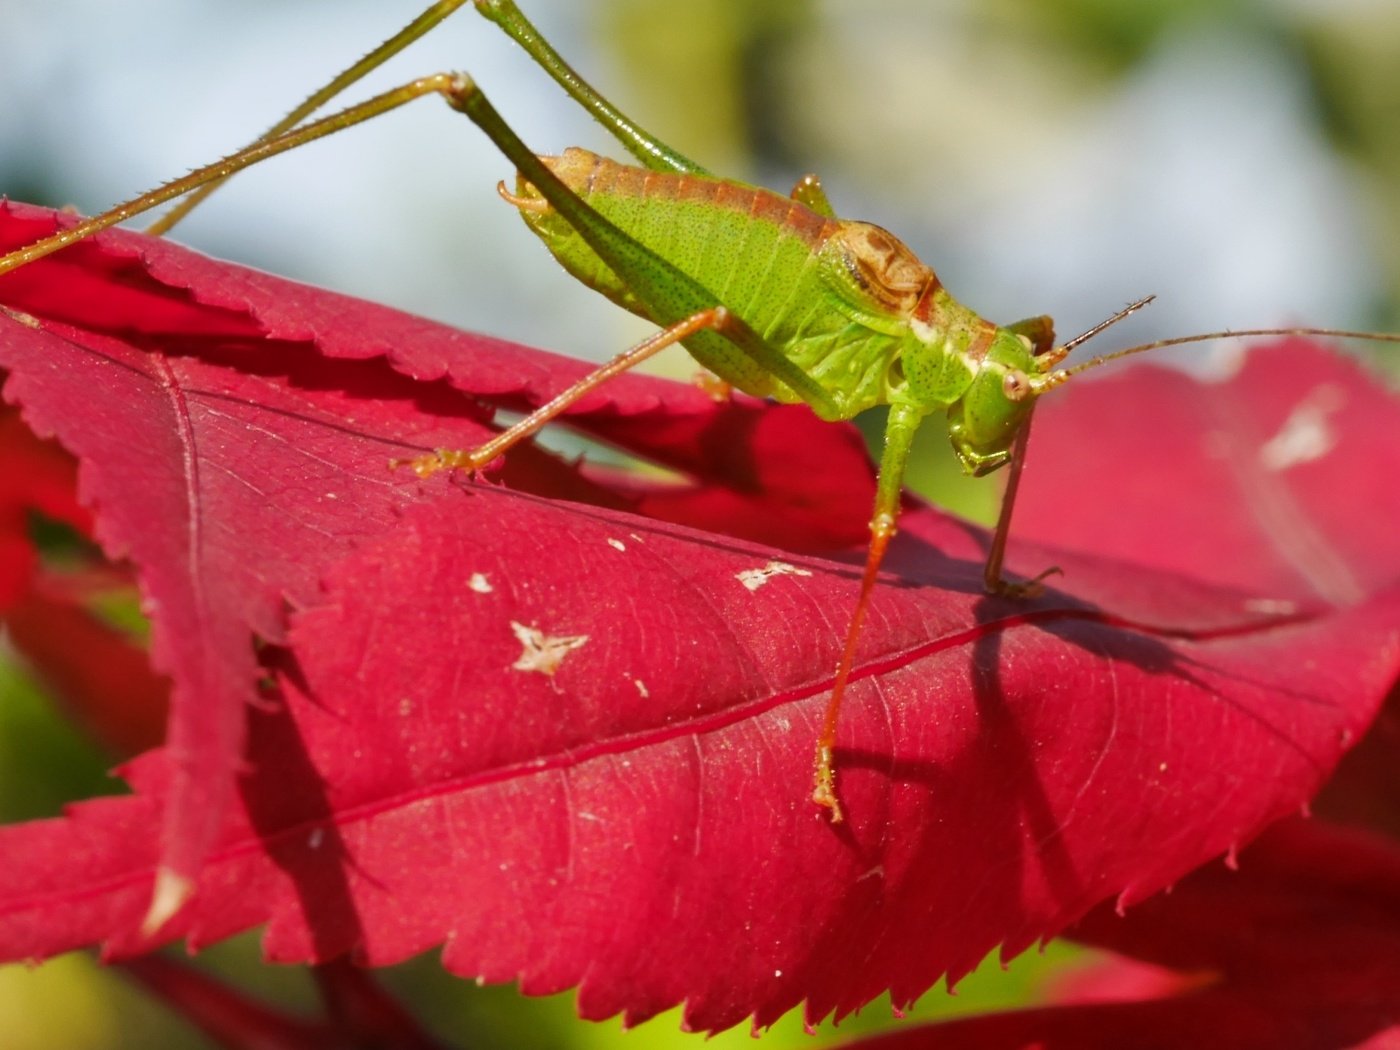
[2,0,1399,1045]
[6,0,1399,363]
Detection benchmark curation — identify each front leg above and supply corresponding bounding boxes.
[396,306,738,477]
[982,405,1060,598]
[813,401,926,823]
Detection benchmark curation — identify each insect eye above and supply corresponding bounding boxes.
[1002,369,1030,402]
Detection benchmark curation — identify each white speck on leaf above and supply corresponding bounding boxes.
[634,678,650,699]
[511,621,589,676]
[607,537,626,552]
[468,572,493,594]
[0,306,41,329]
[1259,384,1345,471]
[736,560,813,592]
[1243,597,1298,615]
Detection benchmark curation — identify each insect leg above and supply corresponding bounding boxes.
[446,76,842,418]
[813,401,925,823]
[979,314,1060,597]
[475,0,707,176]
[400,305,738,476]
[982,406,1061,597]
[0,75,473,277]
[149,1,475,235]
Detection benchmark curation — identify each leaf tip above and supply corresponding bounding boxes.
[141,867,195,938]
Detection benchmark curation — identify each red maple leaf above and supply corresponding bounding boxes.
[1,202,1397,1040]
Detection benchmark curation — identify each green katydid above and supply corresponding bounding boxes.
[3,0,1399,823]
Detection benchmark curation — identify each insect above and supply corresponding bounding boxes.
[3,0,1398,822]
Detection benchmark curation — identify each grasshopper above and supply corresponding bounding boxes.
[3,0,1397,822]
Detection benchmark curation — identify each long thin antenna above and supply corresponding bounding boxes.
[1039,294,1156,367]
[1060,326,1400,378]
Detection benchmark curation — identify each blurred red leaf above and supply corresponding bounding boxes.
[1015,345,1400,603]
[5,572,170,757]
[0,405,89,609]
[0,402,162,754]
[1067,817,1400,984]
[850,820,1400,1048]
[0,202,1398,1034]
[1314,684,1400,842]
[120,955,444,1050]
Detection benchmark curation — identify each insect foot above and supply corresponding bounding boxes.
[989,565,1063,600]
[812,744,844,824]
[389,448,492,478]
[692,371,733,402]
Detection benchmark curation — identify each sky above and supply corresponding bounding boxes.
[2,1,1391,375]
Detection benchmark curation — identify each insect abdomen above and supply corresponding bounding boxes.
[512,148,912,412]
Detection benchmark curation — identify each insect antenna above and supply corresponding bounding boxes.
[1057,326,1400,379]
[1037,294,1157,367]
